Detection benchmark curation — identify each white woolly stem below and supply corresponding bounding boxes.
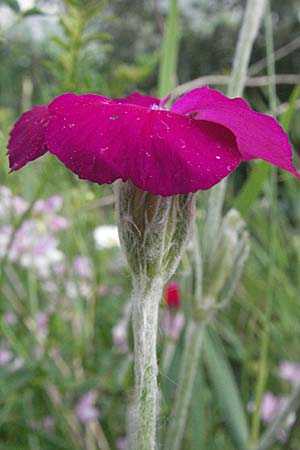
[131,276,164,450]
[165,319,206,450]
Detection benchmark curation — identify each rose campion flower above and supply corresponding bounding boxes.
[7,87,299,196]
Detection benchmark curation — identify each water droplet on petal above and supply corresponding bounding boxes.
[109,115,118,120]
[215,155,221,160]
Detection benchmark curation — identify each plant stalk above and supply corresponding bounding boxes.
[207,0,267,218]
[131,276,164,450]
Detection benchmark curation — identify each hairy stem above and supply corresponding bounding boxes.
[165,320,206,450]
[131,276,164,450]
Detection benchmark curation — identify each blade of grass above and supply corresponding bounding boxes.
[204,329,249,450]
[158,0,179,97]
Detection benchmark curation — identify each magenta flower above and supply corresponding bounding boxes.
[7,87,298,196]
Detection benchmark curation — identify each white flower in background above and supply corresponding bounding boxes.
[94,225,120,249]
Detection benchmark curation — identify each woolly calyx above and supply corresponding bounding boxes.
[115,180,195,281]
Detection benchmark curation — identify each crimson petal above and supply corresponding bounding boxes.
[46,93,241,196]
[114,92,160,108]
[8,105,49,171]
[171,86,299,178]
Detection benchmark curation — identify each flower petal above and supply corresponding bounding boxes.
[47,93,241,196]
[171,86,299,178]
[8,105,49,171]
[114,92,160,108]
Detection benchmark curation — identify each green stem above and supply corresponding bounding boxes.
[165,2,265,449]
[165,320,206,450]
[131,276,164,450]
[250,3,277,444]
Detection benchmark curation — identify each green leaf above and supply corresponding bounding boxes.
[0,0,20,12]
[234,161,270,216]
[82,31,111,45]
[204,329,249,450]
[280,84,300,132]
[21,7,44,17]
[158,0,179,97]
[84,0,108,21]
[52,36,69,51]
[191,364,206,450]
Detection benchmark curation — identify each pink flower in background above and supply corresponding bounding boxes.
[7,87,299,196]
[0,187,68,279]
[46,215,69,231]
[112,301,131,353]
[34,195,63,214]
[162,310,185,341]
[35,312,49,338]
[279,361,300,385]
[73,256,92,279]
[259,392,295,443]
[76,390,99,424]
[0,349,13,366]
[112,319,129,353]
[3,311,17,326]
[116,436,128,450]
[260,392,287,423]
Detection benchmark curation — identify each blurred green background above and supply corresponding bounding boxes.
[0,0,300,449]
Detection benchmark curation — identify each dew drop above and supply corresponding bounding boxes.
[69,123,75,128]
[109,115,118,120]
[215,155,221,160]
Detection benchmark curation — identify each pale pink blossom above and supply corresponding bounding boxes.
[76,391,99,424]
[279,361,300,385]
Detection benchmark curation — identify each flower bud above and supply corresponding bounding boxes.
[164,281,180,308]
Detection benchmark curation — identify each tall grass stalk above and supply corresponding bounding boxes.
[250,0,277,445]
[165,1,266,449]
